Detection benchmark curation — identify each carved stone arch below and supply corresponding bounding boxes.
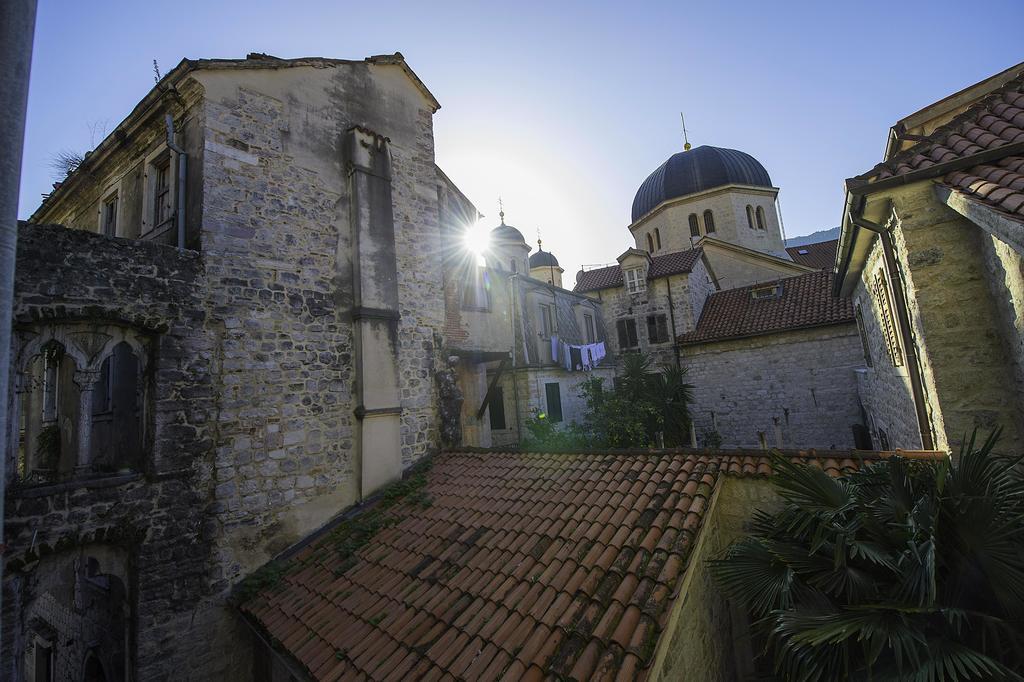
[17,328,90,375]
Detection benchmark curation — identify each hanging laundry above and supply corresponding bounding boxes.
[550,335,559,363]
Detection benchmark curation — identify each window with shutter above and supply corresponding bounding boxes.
[646,314,669,344]
[874,270,904,367]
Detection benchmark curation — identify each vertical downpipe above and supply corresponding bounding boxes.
[164,113,187,250]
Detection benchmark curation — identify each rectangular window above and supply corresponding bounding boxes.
[855,303,873,368]
[488,386,506,430]
[624,268,646,294]
[539,303,554,338]
[873,270,904,367]
[462,267,489,310]
[647,314,669,344]
[544,382,563,423]
[153,157,172,227]
[616,318,638,348]
[584,313,595,344]
[101,194,118,237]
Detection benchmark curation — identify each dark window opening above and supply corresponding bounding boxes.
[102,195,117,237]
[33,641,53,682]
[539,303,554,339]
[584,313,595,344]
[688,213,700,238]
[756,206,766,230]
[746,205,755,229]
[647,314,669,344]
[703,209,716,234]
[545,382,563,423]
[153,157,172,227]
[646,233,654,252]
[855,303,873,367]
[488,386,506,430]
[616,318,638,348]
[655,228,662,250]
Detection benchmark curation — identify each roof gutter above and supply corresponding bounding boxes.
[848,213,935,451]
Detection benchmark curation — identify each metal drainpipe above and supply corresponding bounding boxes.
[0,0,37,655]
[164,114,187,250]
[851,214,935,450]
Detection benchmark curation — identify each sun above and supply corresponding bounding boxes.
[463,220,491,265]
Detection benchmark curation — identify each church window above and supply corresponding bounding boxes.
[873,270,904,367]
[756,206,767,230]
[646,234,654,252]
[688,213,700,238]
[703,210,716,234]
[544,383,563,422]
[488,386,506,430]
[646,314,669,344]
[584,313,595,343]
[855,303,873,367]
[746,205,755,229]
[624,267,646,294]
[654,228,662,250]
[510,260,517,273]
[616,318,638,349]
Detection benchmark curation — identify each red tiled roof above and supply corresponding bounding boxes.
[239,447,923,681]
[679,270,853,346]
[574,248,703,294]
[851,74,1024,220]
[785,239,838,270]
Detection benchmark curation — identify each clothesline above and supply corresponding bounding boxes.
[550,336,606,371]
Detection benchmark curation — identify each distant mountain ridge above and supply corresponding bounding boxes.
[786,226,840,247]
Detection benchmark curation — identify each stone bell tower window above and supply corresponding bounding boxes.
[688,213,700,238]
[703,209,716,234]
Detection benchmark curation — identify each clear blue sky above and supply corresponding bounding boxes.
[18,0,1024,276]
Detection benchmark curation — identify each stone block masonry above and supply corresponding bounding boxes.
[683,324,864,450]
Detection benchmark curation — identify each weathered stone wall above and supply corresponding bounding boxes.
[850,238,924,450]
[192,63,446,587]
[856,183,1024,454]
[3,223,219,681]
[980,233,1024,436]
[650,476,782,682]
[683,324,865,449]
[587,272,696,367]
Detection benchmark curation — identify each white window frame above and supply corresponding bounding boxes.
[625,267,646,294]
[141,144,176,237]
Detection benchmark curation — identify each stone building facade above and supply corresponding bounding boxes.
[836,62,1024,454]
[5,52,471,681]
[440,203,614,448]
[575,144,865,450]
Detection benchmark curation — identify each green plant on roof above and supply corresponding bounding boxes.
[709,429,1024,681]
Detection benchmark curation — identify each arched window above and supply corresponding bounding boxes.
[688,213,700,238]
[19,341,80,481]
[511,260,517,273]
[746,205,755,229]
[756,206,767,230]
[703,210,716,234]
[646,233,654,252]
[91,342,141,472]
[655,228,662,250]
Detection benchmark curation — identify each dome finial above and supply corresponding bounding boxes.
[537,228,543,252]
[680,112,692,151]
[498,196,505,225]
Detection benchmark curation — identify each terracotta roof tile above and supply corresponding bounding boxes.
[240,447,942,680]
[851,73,1024,221]
[679,270,853,345]
[573,248,703,293]
[785,239,838,270]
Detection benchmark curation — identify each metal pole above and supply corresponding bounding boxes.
[0,0,38,653]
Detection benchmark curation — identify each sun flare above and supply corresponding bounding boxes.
[463,221,491,265]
